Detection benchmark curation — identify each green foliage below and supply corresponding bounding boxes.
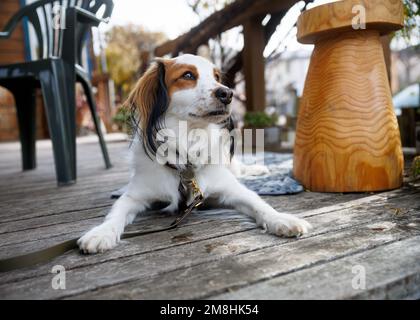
[398,0,420,40]
[244,112,278,128]
[112,106,131,133]
[105,25,167,100]
[412,156,420,179]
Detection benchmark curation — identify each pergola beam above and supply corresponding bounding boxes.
[154,0,299,57]
[223,10,287,88]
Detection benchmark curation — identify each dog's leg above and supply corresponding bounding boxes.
[78,193,147,253]
[213,174,311,237]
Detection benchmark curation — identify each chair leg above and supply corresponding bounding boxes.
[39,68,76,185]
[12,85,37,170]
[79,77,112,169]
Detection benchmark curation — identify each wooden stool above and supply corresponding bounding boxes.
[293,0,404,192]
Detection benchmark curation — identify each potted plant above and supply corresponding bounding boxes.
[242,111,281,152]
[112,106,131,134]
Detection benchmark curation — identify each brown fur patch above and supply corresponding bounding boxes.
[125,62,161,130]
[163,61,199,96]
[125,59,199,131]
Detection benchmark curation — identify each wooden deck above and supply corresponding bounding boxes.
[0,136,419,300]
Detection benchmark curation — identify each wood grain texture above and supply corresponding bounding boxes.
[293,30,404,192]
[297,0,404,44]
[212,236,420,300]
[67,196,420,300]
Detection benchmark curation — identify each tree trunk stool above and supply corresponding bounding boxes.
[293,0,404,192]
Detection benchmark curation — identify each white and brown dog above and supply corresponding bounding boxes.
[78,54,311,253]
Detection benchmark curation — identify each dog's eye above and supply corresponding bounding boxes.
[182,71,196,80]
[214,73,220,82]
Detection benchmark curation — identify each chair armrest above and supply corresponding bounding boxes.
[0,6,109,41]
[74,7,110,26]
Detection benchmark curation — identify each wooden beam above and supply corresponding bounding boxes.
[223,10,288,88]
[154,0,299,57]
[224,0,297,33]
[242,16,266,112]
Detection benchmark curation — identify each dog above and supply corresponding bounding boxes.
[78,54,311,253]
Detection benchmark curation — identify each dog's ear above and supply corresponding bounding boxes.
[126,61,169,157]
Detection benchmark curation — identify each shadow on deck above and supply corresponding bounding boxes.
[0,136,419,299]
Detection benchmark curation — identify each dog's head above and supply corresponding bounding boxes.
[127,54,234,156]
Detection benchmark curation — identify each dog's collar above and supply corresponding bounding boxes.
[180,165,203,197]
[164,157,204,209]
[174,164,204,210]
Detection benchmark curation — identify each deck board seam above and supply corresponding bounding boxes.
[3,209,417,289]
[1,188,418,233]
[0,223,256,286]
[60,229,420,300]
[0,204,112,227]
[201,236,419,300]
[1,193,417,270]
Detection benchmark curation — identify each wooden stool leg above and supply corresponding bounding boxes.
[293,30,403,192]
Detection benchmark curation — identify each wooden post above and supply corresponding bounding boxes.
[243,16,266,112]
[398,108,417,147]
[294,0,404,192]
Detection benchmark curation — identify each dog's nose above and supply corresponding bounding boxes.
[215,87,233,105]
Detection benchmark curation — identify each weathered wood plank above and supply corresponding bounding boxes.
[212,236,420,300]
[0,141,129,180]
[68,214,420,300]
[0,216,104,249]
[0,206,108,235]
[1,172,415,227]
[0,211,254,285]
[1,191,418,299]
[1,139,419,300]
[0,187,118,223]
[0,156,129,189]
[0,188,361,228]
[0,209,248,255]
[0,145,128,172]
[0,170,129,203]
[1,187,417,276]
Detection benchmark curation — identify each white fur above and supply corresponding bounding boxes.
[78,54,311,253]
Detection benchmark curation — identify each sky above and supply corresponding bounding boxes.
[104,0,337,44]
[103,0,201,39]
[101,0,418,55]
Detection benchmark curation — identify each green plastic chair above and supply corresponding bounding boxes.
[0,0,113,185]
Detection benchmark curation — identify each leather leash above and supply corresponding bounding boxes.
[0,170,204,273]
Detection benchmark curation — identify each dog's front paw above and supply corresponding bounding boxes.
[78,223,120,254]
[261,213,311,237]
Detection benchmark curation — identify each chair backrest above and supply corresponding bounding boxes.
[3,0,114,63]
